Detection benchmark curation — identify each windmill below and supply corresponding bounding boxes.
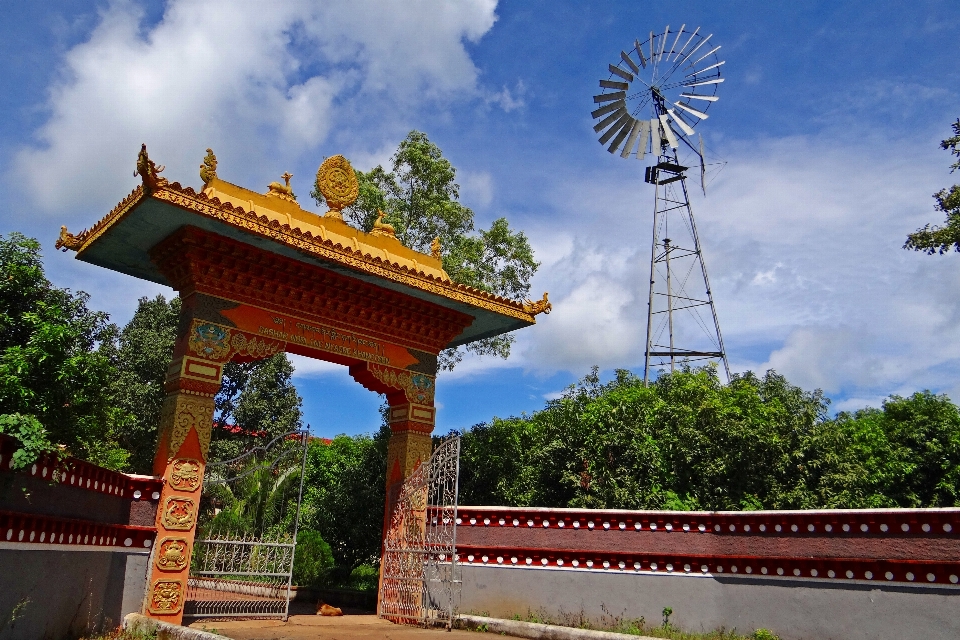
[591,25,731,384]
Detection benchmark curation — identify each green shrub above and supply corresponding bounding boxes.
[293,529,335,588]
[347,563,380,591]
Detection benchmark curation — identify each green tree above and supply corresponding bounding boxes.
[300,428,389,582]
[312,131,539,370]
[110,295,180,473]
[904,118,960,254]
[805,391,960,507]
[210,353,304,462]
[0,232,127,469]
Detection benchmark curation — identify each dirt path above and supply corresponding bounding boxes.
[188,614,480,640]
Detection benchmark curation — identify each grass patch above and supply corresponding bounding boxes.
[78,625,157,640]
[468,606,780,640]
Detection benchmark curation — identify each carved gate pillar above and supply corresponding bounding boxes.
[144,343,224,624]
[384,398,436,524]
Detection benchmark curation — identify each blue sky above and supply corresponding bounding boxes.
[1,1,958,438]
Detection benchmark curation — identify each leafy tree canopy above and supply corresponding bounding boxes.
[904,118,960,254]
[110,294,180,473]
[210,353,304,462]
[457,367,960,511]
[312,131,539,370]
[299,428,389,581]
[0,232,126,468]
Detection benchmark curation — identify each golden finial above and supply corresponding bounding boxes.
[431,237,441,259]
[370,209,396,238]
[266,172,295,202]
[315,155,359,221]
[200,148,217,184]
[523,292,552,316]
[133,143,167,192]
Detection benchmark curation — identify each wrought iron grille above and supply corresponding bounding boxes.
[186,430,308,620]
[379,435,461,628]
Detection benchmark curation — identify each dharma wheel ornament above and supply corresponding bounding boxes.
[316,155,359,221]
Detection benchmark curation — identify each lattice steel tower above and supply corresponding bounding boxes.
[590,25,731,384]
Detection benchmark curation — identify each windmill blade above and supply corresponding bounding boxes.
[608,64,633,81]
[676,33,712,67]
[683,78,724,87]
[667,25,685,59]
[699,135,707,196]
[675,101,710,120]
[689,45,722,68]
[635,40,647,67]
[620,119,643,158]
[635,120,651,160]
[680,93,719,102]
[608,116,636,153]
[658,114,679,149]
[649,118,661,157]
[658,26,670,59]
[649,31,655,63]
[591,100,625,119]
[594,91,626,103]
[667,109,696,136]
[600,79,629,90]
[620,50,639,74]
[593,106,627,132]
[671,26,699,63]
[598,112,632,145]
[685,60,725,76]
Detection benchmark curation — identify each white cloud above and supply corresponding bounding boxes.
[14,0,499,215]
[484,80,526,112]
[288,353,343,378]
[451,130,960,409]
[461,170,494,208]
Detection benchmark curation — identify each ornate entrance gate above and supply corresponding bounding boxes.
[380,435,461,628]
[185,430,309,619]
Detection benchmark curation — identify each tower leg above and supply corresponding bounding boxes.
[642,146,730,382]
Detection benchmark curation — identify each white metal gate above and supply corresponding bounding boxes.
[379,435,461,628]
[186,430,308,619]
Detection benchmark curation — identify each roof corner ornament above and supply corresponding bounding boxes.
[315,155,359,222]
[431,236,442,259]
[200,148,218,185]
[523,292,552,316]
[266,171,296,202]
[133,143,167,192]
[369,209,397,239]
[55,225,84,252]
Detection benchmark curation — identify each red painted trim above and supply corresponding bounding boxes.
[454,543,960,586]
[447,506,960,587]
[0,510,156,550]
[0,434,163,501]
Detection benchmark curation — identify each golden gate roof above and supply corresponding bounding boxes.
[57,147,551,347]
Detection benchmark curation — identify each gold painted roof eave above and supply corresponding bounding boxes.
[63,181,541,323]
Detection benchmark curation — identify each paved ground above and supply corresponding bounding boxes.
[188,615,479,640]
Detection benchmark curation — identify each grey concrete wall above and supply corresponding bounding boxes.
[0,545,149,640]
[458,564,960,640]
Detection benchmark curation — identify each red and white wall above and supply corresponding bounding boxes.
[452,505,960,640]
[0,435,160,639]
